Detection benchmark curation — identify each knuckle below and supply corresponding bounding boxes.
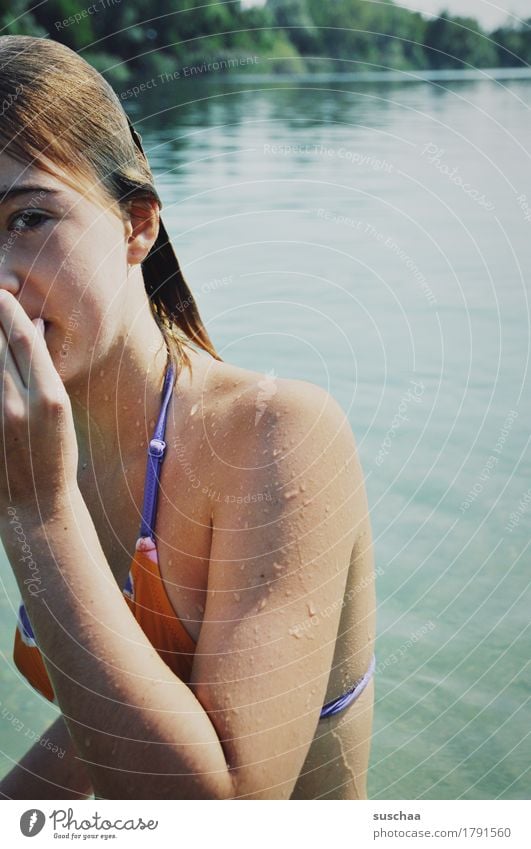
[40,390,67,416]
[2,401,26,425]
[8,330,30,349]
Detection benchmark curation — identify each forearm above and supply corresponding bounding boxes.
[0,716,93,800]
[2,490,233,800]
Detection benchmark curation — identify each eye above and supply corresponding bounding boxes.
[8,210,50,232]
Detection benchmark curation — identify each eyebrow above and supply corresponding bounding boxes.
[0,186,62,204]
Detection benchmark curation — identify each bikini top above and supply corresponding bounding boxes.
[13,362,375,717]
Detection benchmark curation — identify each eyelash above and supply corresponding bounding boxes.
[8,210,50,233]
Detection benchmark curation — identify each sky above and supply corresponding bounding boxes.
[393,1,530,29]
[242,1,531,30]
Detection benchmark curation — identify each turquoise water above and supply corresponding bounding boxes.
[1,71,530,798]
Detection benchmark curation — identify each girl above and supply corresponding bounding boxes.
[0,35,375,800]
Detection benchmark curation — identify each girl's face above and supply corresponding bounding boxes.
[0,151,143,386]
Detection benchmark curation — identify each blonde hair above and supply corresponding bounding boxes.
[0,34,222,379]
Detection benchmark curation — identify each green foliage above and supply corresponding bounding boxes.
[424,13,498,69]
[491,19,531,67]
[0,0,529,76]
[0,0,46,36]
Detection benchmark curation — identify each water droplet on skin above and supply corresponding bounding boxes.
[104,394,109,402]
[289,626,302,639]
[258,598,267,610]
[303,499,311,507]
[284,489,299,500]
[240,564,245,570]
[325,504,330,512]
[307,602,317,617]
[233,592,241,601]
[190,403,199,416]
[273,562,283,572]
[273,448,281,457]
[300,483,306,491]
[196,604,204,614]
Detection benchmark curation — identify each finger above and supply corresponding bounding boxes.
[0,291,54,391]
[0,326,25,420]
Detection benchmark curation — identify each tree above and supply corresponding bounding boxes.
[423,13,498,69]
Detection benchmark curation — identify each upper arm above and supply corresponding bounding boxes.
[190,379,367,799]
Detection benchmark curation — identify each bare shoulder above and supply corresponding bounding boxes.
[202,355,356,453]
[197,354,364,531]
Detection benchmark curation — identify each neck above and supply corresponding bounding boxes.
[68,316,170,484]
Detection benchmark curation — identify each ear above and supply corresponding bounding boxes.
[124,196,160,266]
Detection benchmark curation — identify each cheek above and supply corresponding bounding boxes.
[40,223,126,314]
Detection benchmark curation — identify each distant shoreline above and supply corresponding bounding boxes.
[127,67,531,86]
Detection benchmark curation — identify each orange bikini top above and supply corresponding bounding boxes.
[14,363,195,702]
[14,536,196,703]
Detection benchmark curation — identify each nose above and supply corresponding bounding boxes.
[0,253,21,296]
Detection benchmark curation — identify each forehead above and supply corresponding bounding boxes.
[0,152,68,196]
[0,151,109,210]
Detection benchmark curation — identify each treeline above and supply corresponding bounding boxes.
[0,0,530,81]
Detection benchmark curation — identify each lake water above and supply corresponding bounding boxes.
[1,69,529,799]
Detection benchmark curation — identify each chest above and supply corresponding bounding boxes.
[78,445,213,644]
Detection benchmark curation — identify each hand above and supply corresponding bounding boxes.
[0,291,79,513]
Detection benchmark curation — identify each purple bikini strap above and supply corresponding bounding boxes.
[319,654,376,719]
[139,362,175,540]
